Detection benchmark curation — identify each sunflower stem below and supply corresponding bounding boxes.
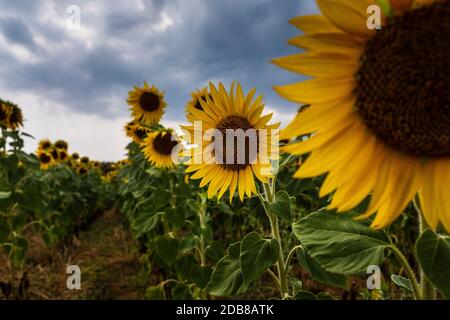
[414,198,436,300]
[388,244,422,300]
[262,182,289,299]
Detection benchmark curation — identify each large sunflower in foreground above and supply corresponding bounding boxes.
[127,82,166,125]
[141,130,180,168]
[182,82,280,201]
[273,0,450,230]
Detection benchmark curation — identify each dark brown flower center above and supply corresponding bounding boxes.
[152,132,178,155]
[139,92,160,112]
[215,115,257,171]
[134,127,148,140]
[51,149,59,160]
[39,153,51,164]
[355,1,450,158]
[0,106,7,121]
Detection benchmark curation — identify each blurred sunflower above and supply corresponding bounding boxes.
[38,139,52,151]
[77,165,88,175]
[0,102,8,127]
[124,121,151,144]
[80,156,90,165]
[0,100,23,130]
[54,140,68,151]
[71,153,80,161]
[49,148,60,162]
[142,130,180,168]
[273,0,450,230]
[127,82,166,125]
[183,82,280,201]
[58,149,69,162]
[186,87,211,122]
[37,150,53,170]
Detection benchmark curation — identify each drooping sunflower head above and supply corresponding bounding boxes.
[127,82,166,125]
[274,0,450,230]
[186,87,211,122]
[54,140,69,151]
[0,100,23,130]
[37,150,53,170]
[141,130,181,169]
[0,102,8,127]
[38,139,53,151]
[183,82,280,201]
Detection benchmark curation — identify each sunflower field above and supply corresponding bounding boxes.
[1,0,450,303]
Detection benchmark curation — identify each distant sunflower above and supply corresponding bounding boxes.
[38,139,52,151]
[0,102,8,127]
[186,87,211,122]
[142,131,180,168]
[273,0,450,230]
[71,153,80,161]
[77,165,88,175]
[80,156,90,165]
[54,140,68,151]
[127,82,166,125]
[125,121,151,144]
[58,150,69,162]
[183,82,280,201]
[37,150,53,170]
[49,148,60,162]
[0,100,23,130]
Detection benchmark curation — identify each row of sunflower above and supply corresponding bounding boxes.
[1,100,118,299]
[117,0,450,300]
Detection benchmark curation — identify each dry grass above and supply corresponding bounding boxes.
[0,209,149,300]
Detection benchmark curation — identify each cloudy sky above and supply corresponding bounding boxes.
[0,0,318,161]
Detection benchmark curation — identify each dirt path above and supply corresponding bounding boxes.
[0,209,148,300]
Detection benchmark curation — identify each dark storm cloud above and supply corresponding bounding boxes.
[0,0,318,121]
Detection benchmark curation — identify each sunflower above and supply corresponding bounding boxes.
[182,82,280,201]
[58,149,69,162]
[49,148,60,162]
[141,130,180,168]
[0,99,23,130]
[71,153,80,161]
[77,165,88,175]
[38,139,53,151]
[80,156,90,165]
[125,121,151,144]
[54,140,68,151]
[273,0,450,230]
[37,150,53,170]
[0,102,8,127]
[127,82,166,125]
[186,87,211,122]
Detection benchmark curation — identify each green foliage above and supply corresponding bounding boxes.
[416,229,450,298]
[293,210,389,275]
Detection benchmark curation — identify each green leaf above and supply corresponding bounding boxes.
[145,286,165,300]
[155,235,179,265]
[132,212,162,237]
[0,191,11,199]
[297,249,347,289]
[294,290,317,300]
[268,191,291,222]
[416,229,450,298]
[0,220,9,243]
[175,254,212,289]
[391,275,412,293]
[240,232,279,286]
[293,210,389,275]
[207,242,247,296]
[165,207,185,229]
